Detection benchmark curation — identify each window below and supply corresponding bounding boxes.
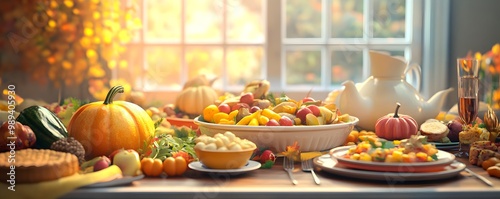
[124,0,422,101]
[124,0,266,94]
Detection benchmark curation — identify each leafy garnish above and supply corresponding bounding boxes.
[154,118,164,129]
[260,160,274,169]
[380,141,395,149]
[430,154,438,160]
[142,126,197,162]
[266,93,276,106]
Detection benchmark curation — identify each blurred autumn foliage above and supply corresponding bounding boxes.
[0,0,141,100]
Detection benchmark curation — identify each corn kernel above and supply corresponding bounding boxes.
[359,152,372,162]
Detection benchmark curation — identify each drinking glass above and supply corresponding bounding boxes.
[456,58,480,158]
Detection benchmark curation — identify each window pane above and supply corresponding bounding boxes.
[185,47,223,82]
[226,0,265,42]
[119,46,143,88]
[331,0,364,38]
[129,0,142,43]
[185,0,223,42]
[144,47,182,88]
[145,0,181,41]
[372,0,406,38]
[331,50,363,85]
[286,50,321,85]
[226,46,264,86]
[285,0,322,38]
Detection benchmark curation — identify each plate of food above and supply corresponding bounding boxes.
[81,174,145,188]
[330,136,456,173]
[314,154,465,182]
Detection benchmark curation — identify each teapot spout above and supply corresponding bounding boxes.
[426,88,454,113]
[338,80,369,111]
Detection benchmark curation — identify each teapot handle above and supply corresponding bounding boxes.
[404,63,421,92]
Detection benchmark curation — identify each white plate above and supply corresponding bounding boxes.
[314,154,465,182]
[330,146,456,173]
[81,175,144,188]
[189,160,261,174]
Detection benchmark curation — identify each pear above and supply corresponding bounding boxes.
[319,106,335,124]
[305,113,320,125]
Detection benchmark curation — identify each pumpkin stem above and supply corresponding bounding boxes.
[393,103,401,118]
[103,85,124,105]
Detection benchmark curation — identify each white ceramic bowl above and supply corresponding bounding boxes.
[193,116,358,153]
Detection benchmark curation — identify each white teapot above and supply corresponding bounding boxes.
[337,51,453,131]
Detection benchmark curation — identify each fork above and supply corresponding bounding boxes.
[302,158,320,185]
[283,156,298,185]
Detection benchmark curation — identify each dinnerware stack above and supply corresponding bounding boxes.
[313,146,466,182]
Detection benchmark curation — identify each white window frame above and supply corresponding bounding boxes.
[267,0,423,101]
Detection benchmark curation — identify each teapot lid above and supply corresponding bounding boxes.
[369,50,407,78]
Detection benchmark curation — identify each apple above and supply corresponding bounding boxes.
[163,104,176,116]
[302,97,315,103]
[296,107,313,125]
[266,119,280,126]
[108,149,122,164]
[231,103,250,111]
[259,150,276,164]
[279,116,294,126]
[112,149,141,176]
[218,103,231,114]
[249,106,261,113]
[240,93,255,106]
[93,156,111,172]
[447,120,463,142]
[307,105,321,116]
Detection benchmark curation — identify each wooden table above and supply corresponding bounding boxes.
[62,154,500,199]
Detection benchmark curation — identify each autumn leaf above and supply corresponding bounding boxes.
[281,141,300,159]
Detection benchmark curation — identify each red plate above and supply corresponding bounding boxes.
[329,146,455,173]
[166,117,198,129]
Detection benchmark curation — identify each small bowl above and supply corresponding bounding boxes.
[195,147,256,169]
[194,116,359,153]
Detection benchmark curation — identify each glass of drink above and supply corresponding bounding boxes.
[456,58,480,157]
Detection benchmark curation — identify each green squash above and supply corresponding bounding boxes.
[16,105,68,149]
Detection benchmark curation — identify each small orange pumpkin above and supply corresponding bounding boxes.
[175,86,218,116]
[375,103,418,140]
[68,85,155,159]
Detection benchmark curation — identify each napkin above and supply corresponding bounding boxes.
[0,165,122,199]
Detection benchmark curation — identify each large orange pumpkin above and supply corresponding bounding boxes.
[68,85,155,159]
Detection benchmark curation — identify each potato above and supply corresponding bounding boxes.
[224,131,236,141]
[218,146,228,151]
[195,142,206,150]
[205,143,217,150]
[229,143,242,151]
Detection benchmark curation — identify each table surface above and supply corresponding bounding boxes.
[62,151,500,199]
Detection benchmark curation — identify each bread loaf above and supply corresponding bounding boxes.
[419,121,449,142]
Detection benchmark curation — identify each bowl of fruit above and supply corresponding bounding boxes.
[194,94,359,153]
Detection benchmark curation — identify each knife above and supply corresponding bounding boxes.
[464,168,494,187]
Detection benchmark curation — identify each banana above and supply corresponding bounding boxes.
[272,102,297,114]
